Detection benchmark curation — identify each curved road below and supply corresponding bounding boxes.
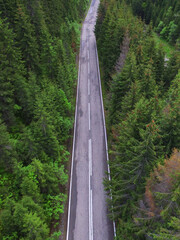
[66,0,114,239]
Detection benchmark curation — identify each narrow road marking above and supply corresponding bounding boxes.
[88,103,91,131]
[88,78,90,95]
[89,139,93,240]
[88,61,90,75]
[90,189,93,240]
[89,139,92,176]
[88,49,90,60]
[88,62,90,95]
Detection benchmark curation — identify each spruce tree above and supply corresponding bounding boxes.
[14,3,39,72]
[160,71,180,154]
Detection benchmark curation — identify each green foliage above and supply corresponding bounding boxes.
[0,197,49,239]
[130,0,180,44]
[47,231,62,240]
[45,194,67,221]
[96,0,180,239]
[0,118,16,171]
[159,71,180,153]
[0,0,88,239]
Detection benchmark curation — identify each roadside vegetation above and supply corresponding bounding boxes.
[129,0,180,46]
[0,0,88,239]
[153,32,175,58]
[95,0,180,239]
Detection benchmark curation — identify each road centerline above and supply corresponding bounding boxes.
[88,62,90,75]
[88,102,91,131]
[88,78,90,95]
[88,61,90,95]
[89,139,92,176]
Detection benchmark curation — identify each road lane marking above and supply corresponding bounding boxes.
[90,189,93,240]
[89,139,92,176]
[88,61,90,75]
[88,37,93,240]
[88,103,91,131]
[88,62,90,95]
[89,139,93,240]
[88,78,90,95]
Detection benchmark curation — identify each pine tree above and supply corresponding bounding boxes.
[138,60,158,99]
[0,18,16,125]
[107,103,163,220]
[120,81,141,118]
[0,15,33,126]
[110,51,138,123]
[0,0,89,239]
[0,117,16,171]
[14,3,39,72]
[160,71,180,154]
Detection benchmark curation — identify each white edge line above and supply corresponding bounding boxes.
[89,159,90,240]
[89,139,93,240]
[90,189,93,240]
[88,77,90,96]
[66,22,82,240]
[89,139,92,176]
[88,62,90,95]
[88,61,90,75]
[88,103,91,131]
[94,37,117,237]
[88,139,92,240]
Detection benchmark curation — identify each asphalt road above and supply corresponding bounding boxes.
[66,0,114,239]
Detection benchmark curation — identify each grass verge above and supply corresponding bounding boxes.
[153,32,175,58]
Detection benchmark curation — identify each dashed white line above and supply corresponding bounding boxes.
[89,139,92,176]
[88,49,90,60]
[88,103,91,131]
[88,62,90,95]
[88,78,90,96]
[88,61,90,75]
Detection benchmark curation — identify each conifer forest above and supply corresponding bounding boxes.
[0,0,88,239]
[95,0,180,239]
[0,0,179,239]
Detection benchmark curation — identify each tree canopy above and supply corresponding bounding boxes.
[0,0,88,239]
[96,0,180,239]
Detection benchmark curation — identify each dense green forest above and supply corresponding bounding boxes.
[95,0,180,239]
[0,0,88,239]
[129,0,180,45]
